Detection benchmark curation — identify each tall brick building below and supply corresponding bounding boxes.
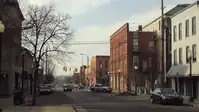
[0,0,24,96]
[110,23,157,94]
[90,56,109,86]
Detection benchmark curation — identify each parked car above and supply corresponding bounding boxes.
[90,84,102,92]
[101,85,112,93]
[63,85,73,92]
[45,84,54,92]
[39,85,52,94]
[78,85,85,89]
[150,88,184,105]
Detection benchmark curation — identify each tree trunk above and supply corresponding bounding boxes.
[32,67,38,105]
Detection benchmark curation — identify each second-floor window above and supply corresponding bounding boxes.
[148,41,154,52]
[174,49,177,65]
[179,23,182,40]
[185,19,189,37]
[186,46,190,63]
[192,16,196,35]
[179,48,182,64]
[133,39,138,51]
[105,60,108,68]
[192,44,197,62]
[173,25,177,42]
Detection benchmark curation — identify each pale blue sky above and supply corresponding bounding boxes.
[27,0,196,76]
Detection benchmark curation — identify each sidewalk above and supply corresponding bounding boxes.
[183,96,199,107]
[0,96,13,109]
[3,106,76,112]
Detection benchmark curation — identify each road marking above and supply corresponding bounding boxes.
[74,106,88,112]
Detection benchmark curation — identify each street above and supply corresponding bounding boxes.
[30,89,199,112]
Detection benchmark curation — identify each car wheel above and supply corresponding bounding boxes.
[103,89,107,93]
[150,97,155,104]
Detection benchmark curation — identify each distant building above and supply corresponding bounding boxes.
[90,56,109,86]
[110,23,157,94]
[80,65,87,85]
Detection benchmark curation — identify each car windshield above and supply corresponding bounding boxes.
[40,86,49,89]
[160,88,177,94]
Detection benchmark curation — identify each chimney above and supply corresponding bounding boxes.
[138,25,142,31]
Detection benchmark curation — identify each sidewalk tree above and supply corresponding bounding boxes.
[22,4,73,105]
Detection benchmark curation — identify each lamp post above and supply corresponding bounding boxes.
[118,70,121,93]
[21,50,26,97]
[0,20,5,80]
[134,65,138,94]
[188,50,194,102]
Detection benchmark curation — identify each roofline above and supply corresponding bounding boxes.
[142,4,190,29]
[4,1,25,21]
[110,23,129,39]
[171,1,199,19]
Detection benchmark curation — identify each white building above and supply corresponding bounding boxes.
[167,1,199,99]
[142,4,189,87]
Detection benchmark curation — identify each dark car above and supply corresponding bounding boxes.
[150,88,184,105]
[63,85,73,92]
[39,85,52,95]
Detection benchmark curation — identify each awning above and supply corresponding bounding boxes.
[166,63,199,77]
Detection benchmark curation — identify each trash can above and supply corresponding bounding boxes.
[13,90,24,105]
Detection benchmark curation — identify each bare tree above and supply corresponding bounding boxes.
[44,59,56,84]
[22,4,73,105]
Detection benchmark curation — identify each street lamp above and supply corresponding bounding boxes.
[188,50,194,102]
[21,50,26,97]
[118,69,121,93]
[134,65,138,94]
[0,20,5,80]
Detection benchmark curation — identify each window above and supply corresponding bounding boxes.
[133,32,138,38]
[186,46,190,63]
[148,41,154,52]
[192,44,197,62]
[173,25,177,42]
[192,16,196,35]
[179,48,182,64]
[133,39,139,51]
[133,56,139,67]
[178,23,182,40]
[159,20,161,30]
[148,57,152,67]
[99,60,103,68]
[185,19,189,37]
[174,49,177,65]
[105,60,108,68]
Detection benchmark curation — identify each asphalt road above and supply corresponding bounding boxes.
[36,88,199,112]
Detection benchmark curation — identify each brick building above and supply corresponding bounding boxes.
[110,23,157,94]
[90,56,109,86]
[80,65,87,85]
[0,0,24,96]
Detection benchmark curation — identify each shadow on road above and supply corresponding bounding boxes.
[35,91,76,106]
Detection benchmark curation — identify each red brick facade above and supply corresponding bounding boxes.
[90,56,109,85]
[110,23,157,93]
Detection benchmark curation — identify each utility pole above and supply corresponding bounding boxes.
[161,0,165,87]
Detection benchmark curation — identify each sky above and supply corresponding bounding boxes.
[24,0,196,76]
